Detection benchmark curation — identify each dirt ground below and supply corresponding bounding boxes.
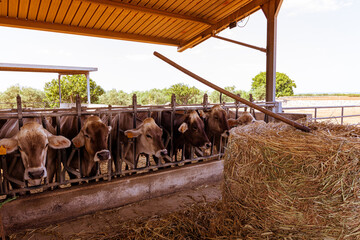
[10,182,222,240]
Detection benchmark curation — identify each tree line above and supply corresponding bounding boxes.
[0,72,296,109]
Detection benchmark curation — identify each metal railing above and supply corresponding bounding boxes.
[283,105,360,125]
[0,94,276,199]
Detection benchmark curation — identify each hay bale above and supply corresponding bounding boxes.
[223,122,360,239]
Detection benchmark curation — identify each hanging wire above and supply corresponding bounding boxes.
[237,16,250,28]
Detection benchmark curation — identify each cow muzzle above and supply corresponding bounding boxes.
[221,130,230,138]
[155,149,168,158]
[200,142,211,150]
[24,167,47,184]
[94,150,111,162]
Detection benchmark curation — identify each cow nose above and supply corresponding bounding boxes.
[205,142,212,149]
[28,169,45,179]
[225,130,230,136]
[97,150,110,161]
[160,149,168,156]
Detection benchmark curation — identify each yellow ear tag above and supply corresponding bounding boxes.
[0,145,7,155]
[126,132,134,138]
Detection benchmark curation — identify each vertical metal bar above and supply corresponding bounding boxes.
[203,93,208,111]
[341,107,344,125]
[16,95,23,128]
[219,92,222,104]
[86,73,91,104]
[132,94,138,169]
[1,156,9,195]
[58,74,62,105]
[107,113,112,181]
[76,95,82,177]
[314,108,317,122]
[235,94,239,119]
[115,113,121,174]
[170,94,176,159]
[56,116,63,184]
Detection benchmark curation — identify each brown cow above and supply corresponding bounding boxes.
[61,115,111,177]
[110,113,167,169]
[199,105,230,153]
[0,119,71,187]
[228,112,256,128]
[153,110,211,160]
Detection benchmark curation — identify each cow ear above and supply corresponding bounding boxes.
[178,122,188,133]
[72,131,85,148]
[227,119,238,128]
[48,135,71,149]
[0,138,18,154]
[124,129,141,139]
[198,110,207,119]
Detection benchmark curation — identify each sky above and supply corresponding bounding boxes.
[0,0,359,94]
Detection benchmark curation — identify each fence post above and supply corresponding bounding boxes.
[76,95,82,177]
[341,107,344,125]
[132,94,138,168]
[203,93,208,111]
[170,94,176,159]
[16,95,23,129]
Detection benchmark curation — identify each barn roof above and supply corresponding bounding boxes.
[0,0,268,52]
[0,63,97,75]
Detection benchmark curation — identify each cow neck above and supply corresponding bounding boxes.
[81,149,97,177]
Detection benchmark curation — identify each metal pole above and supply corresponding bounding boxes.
[58,74,62,105]
[86,73,91,104]
[213,35,266,53]
[153,51,310,132]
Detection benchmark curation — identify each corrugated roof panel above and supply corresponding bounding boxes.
[54,1,72,24]
[62,1,82,25]
[0,0,270,51]
[106,9,129,31]
[37,0,52,21]
[93,7,116,29]
[85,5,108,28]
[46,0,62,23]
[18,0,30,19]
[69,2,91,26]
[8,0,19,18]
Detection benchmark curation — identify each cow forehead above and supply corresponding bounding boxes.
[142,118,161,132]
[211,105,226,114]
[188,111,201,122]
[84,119,108,133]
[18,123,47,145]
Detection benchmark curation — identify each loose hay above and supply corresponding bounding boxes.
[223,121,360,239]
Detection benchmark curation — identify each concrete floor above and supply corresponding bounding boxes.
[11,182,222,240]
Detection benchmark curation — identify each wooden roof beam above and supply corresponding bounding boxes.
[178,0,269,52]
[77,0,215,26]
[0,16,179,46]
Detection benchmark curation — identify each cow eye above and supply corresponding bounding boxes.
[84,134,90,139]
[193,126,198,131]
[214,116,219,120]
[146,134,152,139]
[45,143,49,148]
[18,146,22,151]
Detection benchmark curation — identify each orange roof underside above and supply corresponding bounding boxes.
[0,0,269,51]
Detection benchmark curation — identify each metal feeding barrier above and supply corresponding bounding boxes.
[0,94,277,199]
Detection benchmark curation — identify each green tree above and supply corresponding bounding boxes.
[0,85,46,108]
[133,88,170,105]
[98,89,131,106]
[209,86,249,103]
[166,83,201,105]
[44,75,105,105]
[250,72,296,100]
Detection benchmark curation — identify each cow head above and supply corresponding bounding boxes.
[0,122,71,185]
[124,118,167,158]
[72,116,112,163]
[200,105,229,137]
[178,111,211,149]
[228,112,256,128]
